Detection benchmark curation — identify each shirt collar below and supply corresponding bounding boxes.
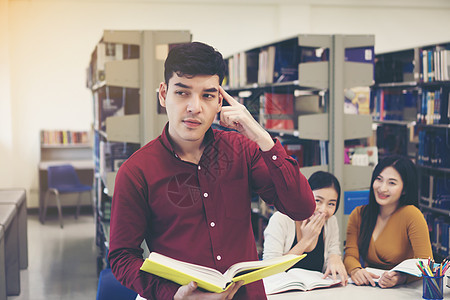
[159,122,216,156]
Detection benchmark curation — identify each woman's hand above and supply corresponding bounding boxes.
[378,271,406,288]
[323,254,348,286]
[298,212,326,252]
[288,212,325,256]
[350,268,379,286]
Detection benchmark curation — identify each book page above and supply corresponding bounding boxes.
[224,254,304,279]
[363,267,384,282]
[140,252,305,293]
[351,258,429,284]
[264,272,305,294]
[264,268,341,294]
[287,268,341,289]
[390,258,428,277]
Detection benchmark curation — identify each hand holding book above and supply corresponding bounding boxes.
[174,280,244,300]
[140,252,306,293]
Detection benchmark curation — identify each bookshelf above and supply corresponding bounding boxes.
[373,41,450,260]
[87,29,191,273]
[224,34,375,252]
[38,130,94,220]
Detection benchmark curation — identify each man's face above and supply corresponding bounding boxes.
[159,73,223,146]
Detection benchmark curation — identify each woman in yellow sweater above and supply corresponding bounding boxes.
[344,155,432,288]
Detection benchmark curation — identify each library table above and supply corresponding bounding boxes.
[0,226,5,300]
[0,204,20,296]
[0,188,28,269]
[267,279,450,300]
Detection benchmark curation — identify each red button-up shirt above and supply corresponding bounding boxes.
[108,125,315,299]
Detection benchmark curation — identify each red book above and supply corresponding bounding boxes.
[265,93,294,115]
[265,119,294,130]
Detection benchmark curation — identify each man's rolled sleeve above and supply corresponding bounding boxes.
[259,139,315,220]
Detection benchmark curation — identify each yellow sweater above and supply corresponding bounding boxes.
[344,205,432,275]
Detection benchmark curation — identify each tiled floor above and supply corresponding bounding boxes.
[9,211,98,300]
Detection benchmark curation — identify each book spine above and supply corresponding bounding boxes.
[422,50,428,83]
[428,50,434,82]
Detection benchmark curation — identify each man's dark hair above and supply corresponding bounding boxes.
[164,42,226,85]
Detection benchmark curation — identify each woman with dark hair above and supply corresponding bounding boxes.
[263,171,348,285]
[344,155,432,288]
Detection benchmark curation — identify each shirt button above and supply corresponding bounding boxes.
[210,222,215,227]
[198,165,201,170]
[272,155,277,160]
[203,192,208,198]
[216,255,222,261]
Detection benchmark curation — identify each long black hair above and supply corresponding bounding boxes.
[308,171,341,214]
[358,155,418,261]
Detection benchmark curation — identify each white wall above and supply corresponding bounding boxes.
[3,0,450,207]
[309,5,450,53]
[0,0,13,188]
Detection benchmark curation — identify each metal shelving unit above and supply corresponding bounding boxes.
[225,34,375,250]
[87,30,192,274]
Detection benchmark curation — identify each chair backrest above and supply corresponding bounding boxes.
[47,164,82,189]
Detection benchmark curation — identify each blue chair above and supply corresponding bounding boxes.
[96,268,137,300]
[42,164,92,228]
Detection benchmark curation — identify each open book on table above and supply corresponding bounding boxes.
[140,252,306,293]
[351,258,436,284]
[263,268,342,294]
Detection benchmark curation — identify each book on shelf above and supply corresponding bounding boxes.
[344,146,378,167]
[258,46,276,85]
[94,86,140,131]
[280,139,304,167]
[345,46,374,64]
[419,87,450,125]
[372,88,420,122]
[272,38,299,84]
[277,137,326,167]
[344,87,370,115]
[264,92,295,130]
[40,130,90,146]
[376,124,408,157]
[427,215,450,257]
[418,128,450,168]
[264,92,294,115]
[99,141,140,178]
[140,252,306,293]
[263,268,342,294]
[420,46,450,83]
[374,48,417,83]
[299,46,329,63]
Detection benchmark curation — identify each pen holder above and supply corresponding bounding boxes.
[422,274,444,300]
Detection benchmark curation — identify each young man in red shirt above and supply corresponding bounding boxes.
[108,42,315,299]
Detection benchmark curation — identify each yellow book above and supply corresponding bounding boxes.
[140,252,306,293]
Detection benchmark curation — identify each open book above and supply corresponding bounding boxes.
[140,252,306,293]
[263,268,342,294]
[349,258,434,284]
